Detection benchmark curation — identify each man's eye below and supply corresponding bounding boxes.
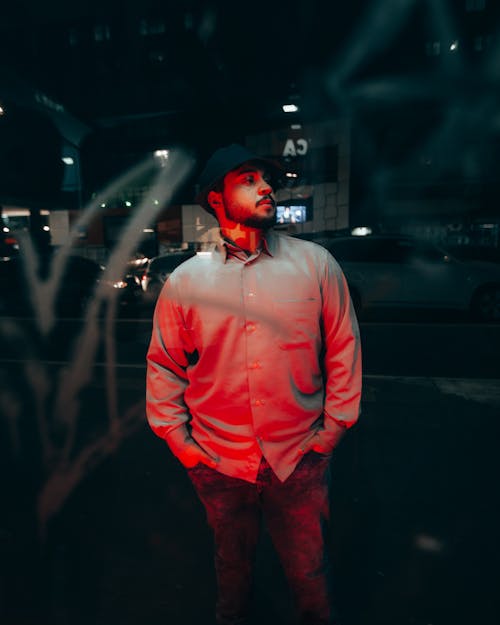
[243,175,255,184]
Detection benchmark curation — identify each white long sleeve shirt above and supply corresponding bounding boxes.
[146,231,362,483]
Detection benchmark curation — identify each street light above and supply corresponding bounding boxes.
[351,226,372,237]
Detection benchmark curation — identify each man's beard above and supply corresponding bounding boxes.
[242,213,276,230]
[223,201,276,231]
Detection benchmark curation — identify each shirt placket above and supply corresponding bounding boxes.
[241,256,266,450]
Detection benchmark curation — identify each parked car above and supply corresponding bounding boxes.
[0,252,142,318]
[0,253,102,317]
[124,256,150,289]
[140,251,197,304]
[103,261,145,313]
[302,234,500,321]
[443,244,500,264]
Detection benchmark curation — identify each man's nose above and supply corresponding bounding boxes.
[258,178,273,195]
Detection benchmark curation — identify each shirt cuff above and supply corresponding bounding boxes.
[165,425,192,458]
[318,413,349,449]
[325,409,358,430]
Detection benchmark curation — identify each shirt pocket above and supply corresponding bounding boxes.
[273,297,320,350]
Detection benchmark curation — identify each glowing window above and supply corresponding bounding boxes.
[425,41,441,56]
[139,18,166,36]
[94,24,111,42]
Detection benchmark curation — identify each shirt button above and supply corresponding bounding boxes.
[248,292,255,297]
[254,399,265,407]
[250,361,261,369]
[247,323,255,332]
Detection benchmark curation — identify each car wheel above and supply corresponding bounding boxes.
[471,284,500,322]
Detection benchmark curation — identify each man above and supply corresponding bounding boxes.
[146,144,362,625]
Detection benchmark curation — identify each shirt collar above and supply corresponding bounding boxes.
[216,230,275,263]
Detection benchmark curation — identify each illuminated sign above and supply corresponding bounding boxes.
[282,138,308,157]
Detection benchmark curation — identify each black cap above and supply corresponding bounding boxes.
[195,143,283,214]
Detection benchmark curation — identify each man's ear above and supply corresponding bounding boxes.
[207,190,222,212]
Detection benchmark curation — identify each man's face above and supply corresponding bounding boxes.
[213,163,276,230]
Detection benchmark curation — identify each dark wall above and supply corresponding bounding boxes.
[0,104,63,205]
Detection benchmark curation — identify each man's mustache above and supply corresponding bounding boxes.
[256,196,276,207]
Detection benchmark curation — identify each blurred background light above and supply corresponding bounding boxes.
[153,149,170,167]
[351,226,373,236]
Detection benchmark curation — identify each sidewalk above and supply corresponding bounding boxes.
[336,374,500,625]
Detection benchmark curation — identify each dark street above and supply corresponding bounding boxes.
[1,317,499,625]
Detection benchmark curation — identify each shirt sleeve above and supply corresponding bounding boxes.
[145,277,195,457]
[319,252,362,445]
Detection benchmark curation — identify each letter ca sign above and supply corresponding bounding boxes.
[282,138,308,157]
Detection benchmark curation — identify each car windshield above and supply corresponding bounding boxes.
[149,253,195,273]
